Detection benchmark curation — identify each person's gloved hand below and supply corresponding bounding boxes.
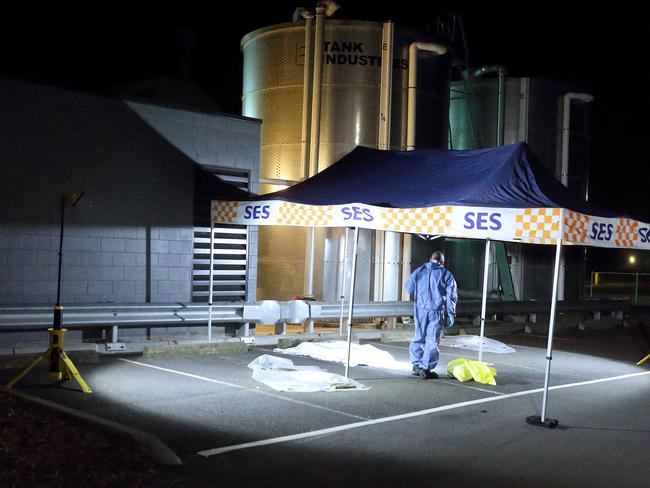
[446,314,455,328]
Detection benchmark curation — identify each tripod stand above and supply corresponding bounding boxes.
[6,327,92,393]
[5,192,92,393]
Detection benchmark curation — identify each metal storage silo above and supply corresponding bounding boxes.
[241,15,451,302]
[449,76,593,301]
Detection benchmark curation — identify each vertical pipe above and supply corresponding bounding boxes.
[345,227,360,379]
[590,271,594,298]
[383,233,400,301]
[379,21,393,150]
[111,325,118,344]
[305,5,326,314]
[478,239,491,362]
[472,66,507,146]
[561,93,594,186]
[374,21,394,304]
[401,234,412,300]
[496,71,505,145]
[207,221,214,343]
[339,228,349,336]
[471,67,509,306]
[373,232,385,301]
[300,12,314,180]
[559,93,593,302]
[404,42,446,296]
[306,226,316,333]
[309,5,325,176]
[517,78,529,143]
[407,42,447,150]
[634,273,639,303]
[406,44,418,151]
[540,236,563,423]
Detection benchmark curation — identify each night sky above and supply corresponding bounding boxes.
[2,1,648,225]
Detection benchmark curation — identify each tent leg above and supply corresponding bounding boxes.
[345,227,360,379]
[207,221,214,343]
[527,237,562,428]
[479,239,490,362]
[339,228,350,336]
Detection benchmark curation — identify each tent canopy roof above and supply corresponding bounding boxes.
[210,142,649,250]
[257,143,614,216]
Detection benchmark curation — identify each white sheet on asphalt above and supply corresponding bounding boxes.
[272,336,515,372]
[440,335,516,354]
[247,354,368,392]
[274,341,412,371]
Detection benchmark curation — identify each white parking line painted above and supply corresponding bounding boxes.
[119,358,243,388]
[197,370,650,457]
[502,343,541,350]
[446,382,504,395]
[254,390,368,421]
[368,343,407,350]
[118,358,369,421]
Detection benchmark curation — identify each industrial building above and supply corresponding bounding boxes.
[0,78,260,342]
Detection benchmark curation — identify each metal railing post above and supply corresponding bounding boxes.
[345,227,360,379]
[540,237,563,423]
[479,239,490,362]
[338,228,350,336]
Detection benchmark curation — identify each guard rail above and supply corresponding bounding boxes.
[0,299,630,333]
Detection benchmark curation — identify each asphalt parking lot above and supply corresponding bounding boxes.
[2,327,649,488]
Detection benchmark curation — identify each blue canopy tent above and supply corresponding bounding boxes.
[211,142,649,426]
[259,143,614,214]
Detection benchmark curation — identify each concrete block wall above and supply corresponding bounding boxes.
[0,223,195,304]
[125,101,261,194]
[149,226,194,302]
[0,80,261,308]
[126,101,261,301]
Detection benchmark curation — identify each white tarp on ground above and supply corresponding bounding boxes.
[247,354,367,392]
[273,338,515,371]
[274,341,412,371]
[440,335,516,354]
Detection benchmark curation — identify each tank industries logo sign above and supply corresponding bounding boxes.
[296,41,408,69]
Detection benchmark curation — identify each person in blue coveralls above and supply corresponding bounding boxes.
[406,251,457,379]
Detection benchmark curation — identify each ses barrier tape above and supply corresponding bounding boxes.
[212,201,650,249]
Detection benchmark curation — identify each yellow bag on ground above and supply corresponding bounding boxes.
[447,357,497,385]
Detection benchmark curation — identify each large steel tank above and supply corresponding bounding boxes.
[448,77,593,300]
[242,18,450,301]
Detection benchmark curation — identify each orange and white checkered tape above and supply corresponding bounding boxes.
[381,206,452,234]
[212,201,238,224]
[615,218,639,247]
[277,203,334,226]
[515,208,561,244]
[563,210,590,244]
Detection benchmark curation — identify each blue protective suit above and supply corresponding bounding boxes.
[406,261,458,371]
